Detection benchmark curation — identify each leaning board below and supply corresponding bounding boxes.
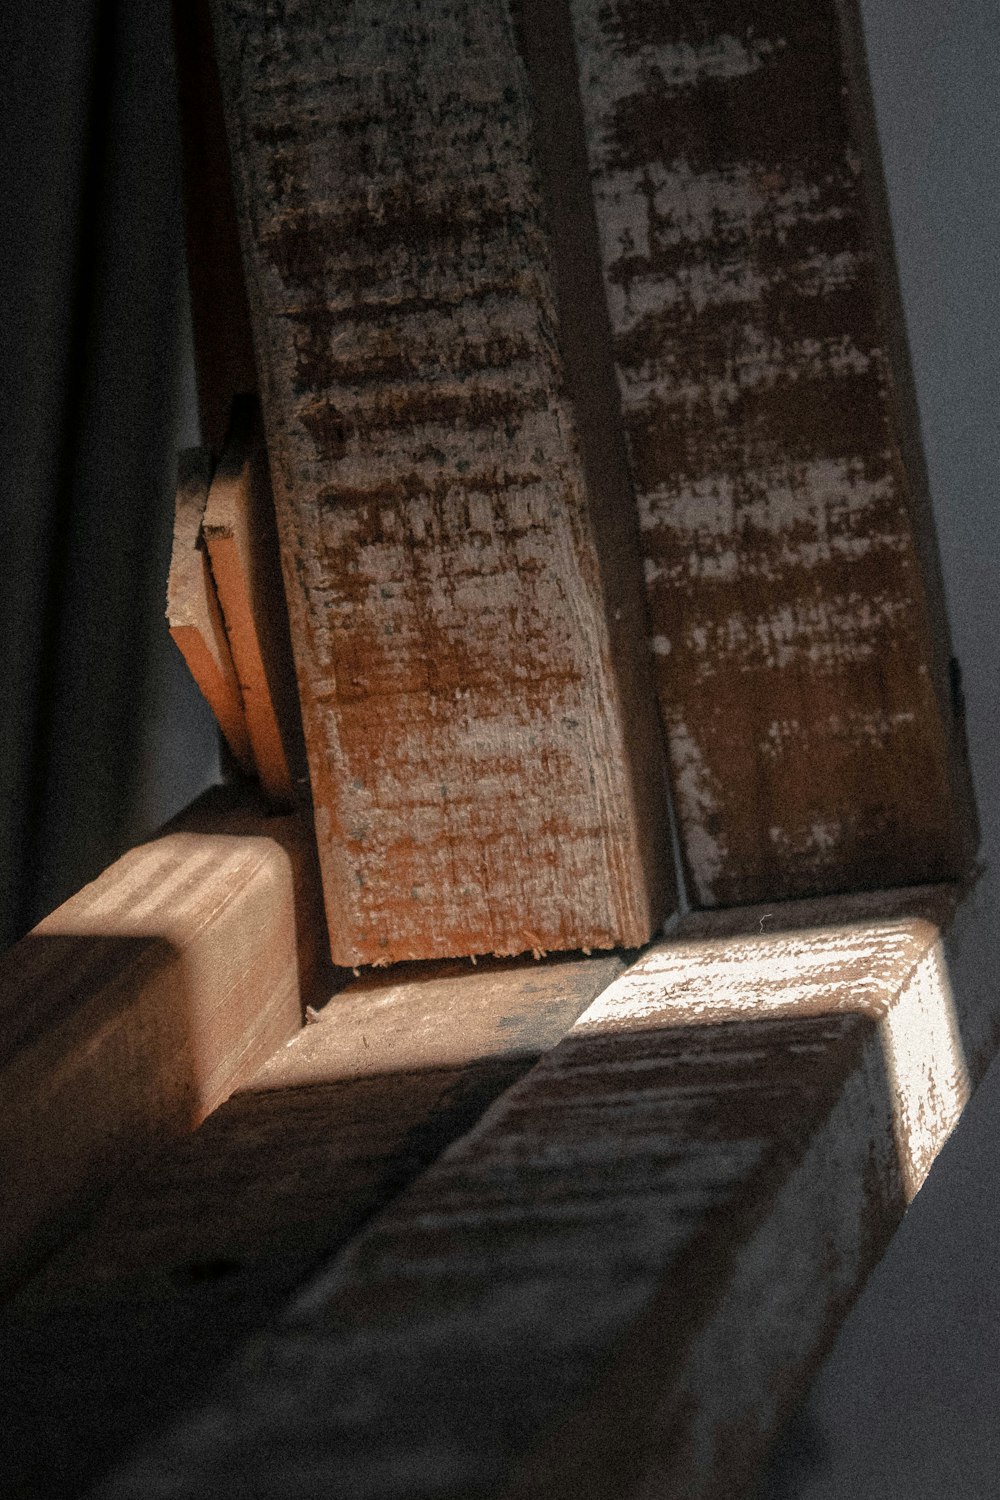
[571,0,975,905]
[210,0,674,964]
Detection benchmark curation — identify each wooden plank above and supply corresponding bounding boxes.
[0,793,322,1298]
[167,447,253,772]
[202,398,306,806]
[91,890,973,1500]
[210,0,675,965]
[172,0,259,451]
[570,0,976,905]
[0,954,621,1500]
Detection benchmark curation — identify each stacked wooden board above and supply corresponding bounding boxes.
[569,0,976,906]
[207,0,677,966]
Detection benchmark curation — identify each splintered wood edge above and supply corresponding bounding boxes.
[0,799,323,1297]
[202,403,297,806]
[168,449,254,771]
[92,883,989,1500]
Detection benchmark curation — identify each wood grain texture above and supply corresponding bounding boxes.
[210,0,675,965]
[1,954,620,1500]
[202,398,306,805]
[167,447,253,771]
[95,904,942,1500]
[0,796,321,1298]
[571,0,975,906]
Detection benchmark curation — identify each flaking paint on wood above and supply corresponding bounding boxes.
[210,0,674,965]
[93,929,909,1500]
[571,0,973,905]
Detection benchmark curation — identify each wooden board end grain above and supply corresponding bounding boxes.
[211,0,676,965]
[570,0,976,906]
[0,794,323,1299]
[167,447,253,772]
[202,397,307,807]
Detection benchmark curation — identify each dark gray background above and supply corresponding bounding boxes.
[1,3,997,1493]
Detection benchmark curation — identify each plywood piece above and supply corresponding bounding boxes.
[0,795,322,1298]
[210,0,675,965]
[1,954,621,1499]
[202,398,305,807]
[167,447,253,771]
[570,0,975,906]
[97,895,973,1500]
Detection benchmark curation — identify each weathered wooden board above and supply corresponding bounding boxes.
[167,447,253,771]
[203,398,305,806]
[570,0,975,905]
[210,0,675,964]
[91,889,977,1500]
[0,793,321,1298]
[1,954,621,1500]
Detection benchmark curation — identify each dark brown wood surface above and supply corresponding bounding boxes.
[571,0,975,906]
[1,953,620,1499]
[210,0,675,965]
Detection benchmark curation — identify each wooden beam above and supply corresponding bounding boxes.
[202,398,306,807]
[570,0,976,905]
[0,792,322,1297]
[90,888,973,1500]
[0,954,621,1499]
[167,447,253,773]
[210,0,676,964]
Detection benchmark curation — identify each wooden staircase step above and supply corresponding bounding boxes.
[208,0,675,964]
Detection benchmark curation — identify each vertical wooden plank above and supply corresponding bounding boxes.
[210,0,676,965]
[571,0,975,906]
[167,447,253,773]
[202,399,306,806]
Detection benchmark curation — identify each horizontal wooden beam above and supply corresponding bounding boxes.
[570,0,976,904]
[1,953,621,1498]
[0,791,324,1297]
[89,885,974,1500]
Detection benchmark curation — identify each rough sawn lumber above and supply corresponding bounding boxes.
[167,447,253,773]
[210,0,675,964]
[571,0,976,905]
[1,953,621,1500]
[91,887,974,1500]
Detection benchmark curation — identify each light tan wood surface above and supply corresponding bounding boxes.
[0,794,322,1298]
